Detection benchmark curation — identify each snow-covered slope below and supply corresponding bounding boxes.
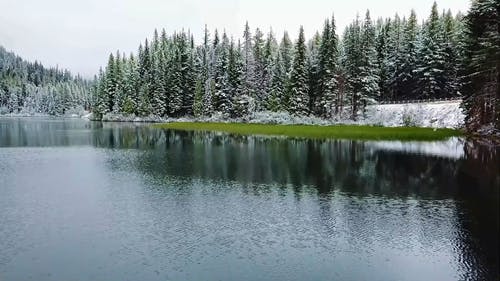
[361,100,464,129]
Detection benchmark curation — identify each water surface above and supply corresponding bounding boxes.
[0,118,498,281]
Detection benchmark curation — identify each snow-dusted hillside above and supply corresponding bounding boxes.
[361,100,464,129]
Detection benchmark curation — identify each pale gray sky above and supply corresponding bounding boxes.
[0,0,469,78]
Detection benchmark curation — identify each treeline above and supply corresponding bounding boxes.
[0,46,92,115]
[94,2,467,121]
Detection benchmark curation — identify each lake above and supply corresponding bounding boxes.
[0,118,498,281]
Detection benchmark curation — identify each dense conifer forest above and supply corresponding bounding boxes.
[93,2,469,120]
[0,46,92,115]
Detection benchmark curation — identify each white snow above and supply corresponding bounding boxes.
[360,100,464,128]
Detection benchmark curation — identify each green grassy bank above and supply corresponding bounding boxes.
[154,122,462,141]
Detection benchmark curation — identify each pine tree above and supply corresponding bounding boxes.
[386,14,404,100]
[267,50,285,112]
[316,15,339,118]
[376,18,391,100]
[112,51,125,113]
[398,10,420,99]
[288,26,310,115]
[242,22,255,99]
[228,39,243,99]
[462,0,499,133]
[94,68,107,117]
[415,2,447,98]
[212,31,231,115]
[178,32,195,116]
[253,28,266,109]
[359,10,380,105]
[201,27,214,117]
[104,53,116,113]
[261,31,276,109]
[169,35,184,117]
[442,9,461,96]
[342,16,363,119]
[229,40,251,118]
[307,31,321,114]
[151,51,166,116]
[122,54,139,114]
[279,32,293,108]
[193,78,203,118]
[138,40,153,115]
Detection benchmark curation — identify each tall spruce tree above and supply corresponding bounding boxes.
[316,16,339,118]
[398,10,420,99]
[416,2,447,98]
[307,31,321,114]
[461,0,499,133]
[289,26,310,115]
[359,10,380,104]
[342,16,364,119]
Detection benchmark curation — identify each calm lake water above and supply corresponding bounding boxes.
[0,118,498,281]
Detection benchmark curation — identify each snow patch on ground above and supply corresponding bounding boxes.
[361,101,464,128]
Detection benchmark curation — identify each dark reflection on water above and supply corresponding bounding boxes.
[0,118,498,281]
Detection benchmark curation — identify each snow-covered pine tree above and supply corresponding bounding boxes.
[229,39,251,118]
[279,32,293,109]
[307,31,321,114]
[415,2,447,99]
[168,34,184,117]
[93,68,107,118]
[261,31,276,109]
[461,0,499,133]
[212,31,231,115]
[176,31,195,116]
[376,18,391,101]
[267,50,285,112]
[359,10,380,106]
[202,27,214,117]
[104,53,117,113]
[398,10,420,99]
[242,22,256,100]
[342,16,363,119]
[112,51,125,113]
[288,26,310,116]
[252,28,266,109]
[151,50,167,116]
[228,39,243,99]
[441,9,461,97]
[138,40,153,115]
[316,15,339,118]
[122,54,139,114]
[194,26,210,117]
[386,14,404,100]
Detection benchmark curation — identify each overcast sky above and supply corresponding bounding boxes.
[0,0,470,78]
